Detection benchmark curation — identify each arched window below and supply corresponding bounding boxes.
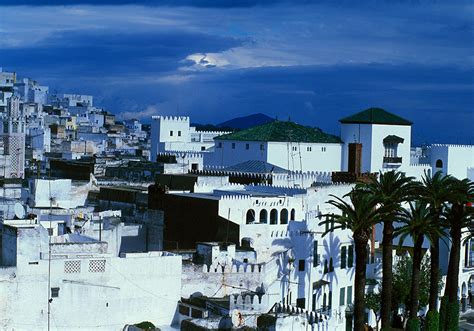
[290,209,296,220]
[270,209,278,225]
[329,258,334,272]
[341,246,347,269]
[280,209,288,224]
[246,210,255,224]
[259,210,268,224]
[328,290,332,311]
[436,159,443,168]
[323,293,327,311]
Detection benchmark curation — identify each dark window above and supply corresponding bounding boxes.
[298,259,305,271]
[260,144,264,150]
[246,210,255,224]
[170,130,173,136]
[280,209,288,224]
[348,245,354,268]
[339,288,345,306]
[347,286,353,304]
[341,246,347,269]
[323,293,327,310]
[191,308,203,318]
[259,210,268,223]
[232,143,235,149]
[191,163,199,171]
[270,209,278,224]
[218,142,222,148]
[312,293,316,311]
[296,298,305,309]
[179,305,190,316]
[201,146,205,151]
[329,258,334,272]
[436,159,443,168]
[178,131,181,136]
[290,209,296,220]
[324,260,328,274]
[245,143,250,150]
[313,241,319,266]
[51,287,60,298]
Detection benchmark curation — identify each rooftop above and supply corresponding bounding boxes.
[339,107,412,126]
[215,120,342,143]
[223,160,288,174]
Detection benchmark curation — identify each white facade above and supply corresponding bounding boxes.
[0,220,182,331]
[150,115,229,163]
[340,122,412,173]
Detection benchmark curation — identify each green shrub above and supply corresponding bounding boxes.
[445,301,460,331]
[426,310,439,331]
[134,321,156,330]
[406,318,421,331]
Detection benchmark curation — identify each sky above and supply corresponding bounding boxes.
[0,0,473,144]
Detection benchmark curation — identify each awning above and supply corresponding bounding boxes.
[313,279,330,290]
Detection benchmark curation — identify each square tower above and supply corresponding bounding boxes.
[340,108,412,174]
[1,96,26,178]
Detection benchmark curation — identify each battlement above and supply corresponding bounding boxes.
[430,144,474,149]
[269,303,328,325]
[202,262,263,274]
[151,115,190,122]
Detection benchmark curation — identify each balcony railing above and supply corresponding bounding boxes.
[383,156,402,164]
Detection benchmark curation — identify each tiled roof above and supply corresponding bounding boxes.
[339,108,412,126]
[223,160,288,174]
[215,120,342,143]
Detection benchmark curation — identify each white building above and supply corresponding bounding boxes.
[0,218,182,331]
[150,115,229,164]
[1,96,26,178]
[208,120,343,173]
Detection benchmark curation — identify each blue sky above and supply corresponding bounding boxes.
[0,0,473,144]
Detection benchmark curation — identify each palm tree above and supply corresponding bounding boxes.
[394,202,444,330]
[320,189,387,331]
[441,178,474,330]
[417,171,456,327]
[356,170,416,329]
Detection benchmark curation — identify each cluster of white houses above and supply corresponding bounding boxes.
[1,102,474,330]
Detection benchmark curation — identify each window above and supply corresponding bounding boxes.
[89,259,106,273]
[313,241,319,266]
[347,286,353,304]
[329,258,334,272]
[245,143,250,150]
[191,163,199,170]
[307,146,312,152]
[292,146,297,151]
[270,209,278,224]
[339,288,345,306]
[51,287,60,298]
[298,259,305,271]
[321,147,326,152]
[232,143,235,149]
[324,260,328,274]
[260,144,264,151]
[312,293,316,311]
[341,246,347,269]
[3,122,8,133]
[436,159,443,168]
[217,142,222,148]
[323,293,327,310]
[170,130,173,136]
[296,298,305,309]
[201,146,206,151]
[246,210,255,224]
[259,210,268,223]
[64,260,81,273]
[348,245,354,268]
[178,131,181,136]
[47,228,53,236]
[290,209,295,220]
[280,209,288,224]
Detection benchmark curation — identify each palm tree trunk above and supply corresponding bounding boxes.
[429,238,440,311]
[409,235,424,320]
[354,235,369,331]
[381,221,394,329]
[446,224,461,303]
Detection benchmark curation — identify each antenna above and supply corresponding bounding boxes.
[47,169,53,331]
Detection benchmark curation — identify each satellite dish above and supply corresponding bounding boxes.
[14,203,26,219]
[231,309,243,328]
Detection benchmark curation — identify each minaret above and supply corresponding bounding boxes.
[1,96,26,178]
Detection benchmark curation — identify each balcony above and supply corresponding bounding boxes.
[383,156,402,164]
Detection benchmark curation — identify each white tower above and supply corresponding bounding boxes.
[1,96,26,178]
